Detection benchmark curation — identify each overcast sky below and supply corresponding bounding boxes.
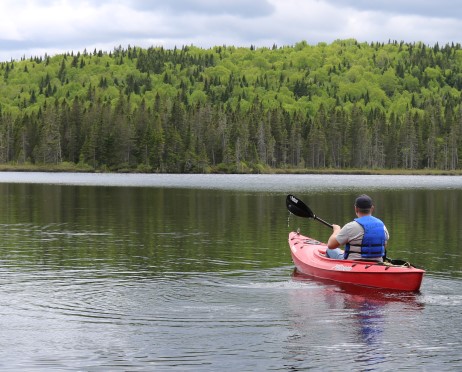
[1,0,461,61]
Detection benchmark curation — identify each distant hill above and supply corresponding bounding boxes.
[1,39,461,172]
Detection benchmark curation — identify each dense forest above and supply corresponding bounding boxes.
[1,39,462,172]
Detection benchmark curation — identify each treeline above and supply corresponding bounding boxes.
[1,39,462,172]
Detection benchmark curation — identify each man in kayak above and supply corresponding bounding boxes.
[325,194,389,261]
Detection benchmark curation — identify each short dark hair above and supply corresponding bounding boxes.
[355,194,373,211]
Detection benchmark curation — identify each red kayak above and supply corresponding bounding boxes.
[289,231,425,291]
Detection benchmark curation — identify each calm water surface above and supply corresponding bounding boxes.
[0,173,461,371]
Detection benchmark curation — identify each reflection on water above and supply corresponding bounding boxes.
[286,272,462,371]
[0,175,460,370]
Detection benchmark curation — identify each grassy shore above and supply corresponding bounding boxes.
[1,163,462,175]
[0,163,94,173]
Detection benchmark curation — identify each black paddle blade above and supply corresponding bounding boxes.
[286,194,315,219]
[286,194,334,228]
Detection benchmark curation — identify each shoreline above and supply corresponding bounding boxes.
[1,164,462,176]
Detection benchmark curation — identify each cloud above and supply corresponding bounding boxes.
[1,0,461,61]
[128,0,275,17]
[326,0,462,19]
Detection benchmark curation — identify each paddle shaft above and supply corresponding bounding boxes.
[312,214,333,229]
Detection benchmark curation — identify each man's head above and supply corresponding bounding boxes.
[355,194,373,214]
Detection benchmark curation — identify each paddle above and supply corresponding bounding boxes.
[286,194,333,229]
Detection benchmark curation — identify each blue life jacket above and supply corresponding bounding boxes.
[344,216,386,259]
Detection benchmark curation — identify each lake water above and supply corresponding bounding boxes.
[0,172,461,371]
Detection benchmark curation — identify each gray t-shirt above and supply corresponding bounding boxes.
[336,220,389,261]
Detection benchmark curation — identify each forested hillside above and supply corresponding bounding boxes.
[1,39,462,172]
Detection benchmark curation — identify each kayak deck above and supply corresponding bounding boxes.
[289,231,424,291]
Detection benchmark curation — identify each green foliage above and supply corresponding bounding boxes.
[1,40,462,172]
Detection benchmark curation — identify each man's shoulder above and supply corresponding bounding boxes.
[338,220,362,237]
[342,220,361,230]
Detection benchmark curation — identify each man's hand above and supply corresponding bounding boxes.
[327,224,341,249]
[331,224,341,232]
